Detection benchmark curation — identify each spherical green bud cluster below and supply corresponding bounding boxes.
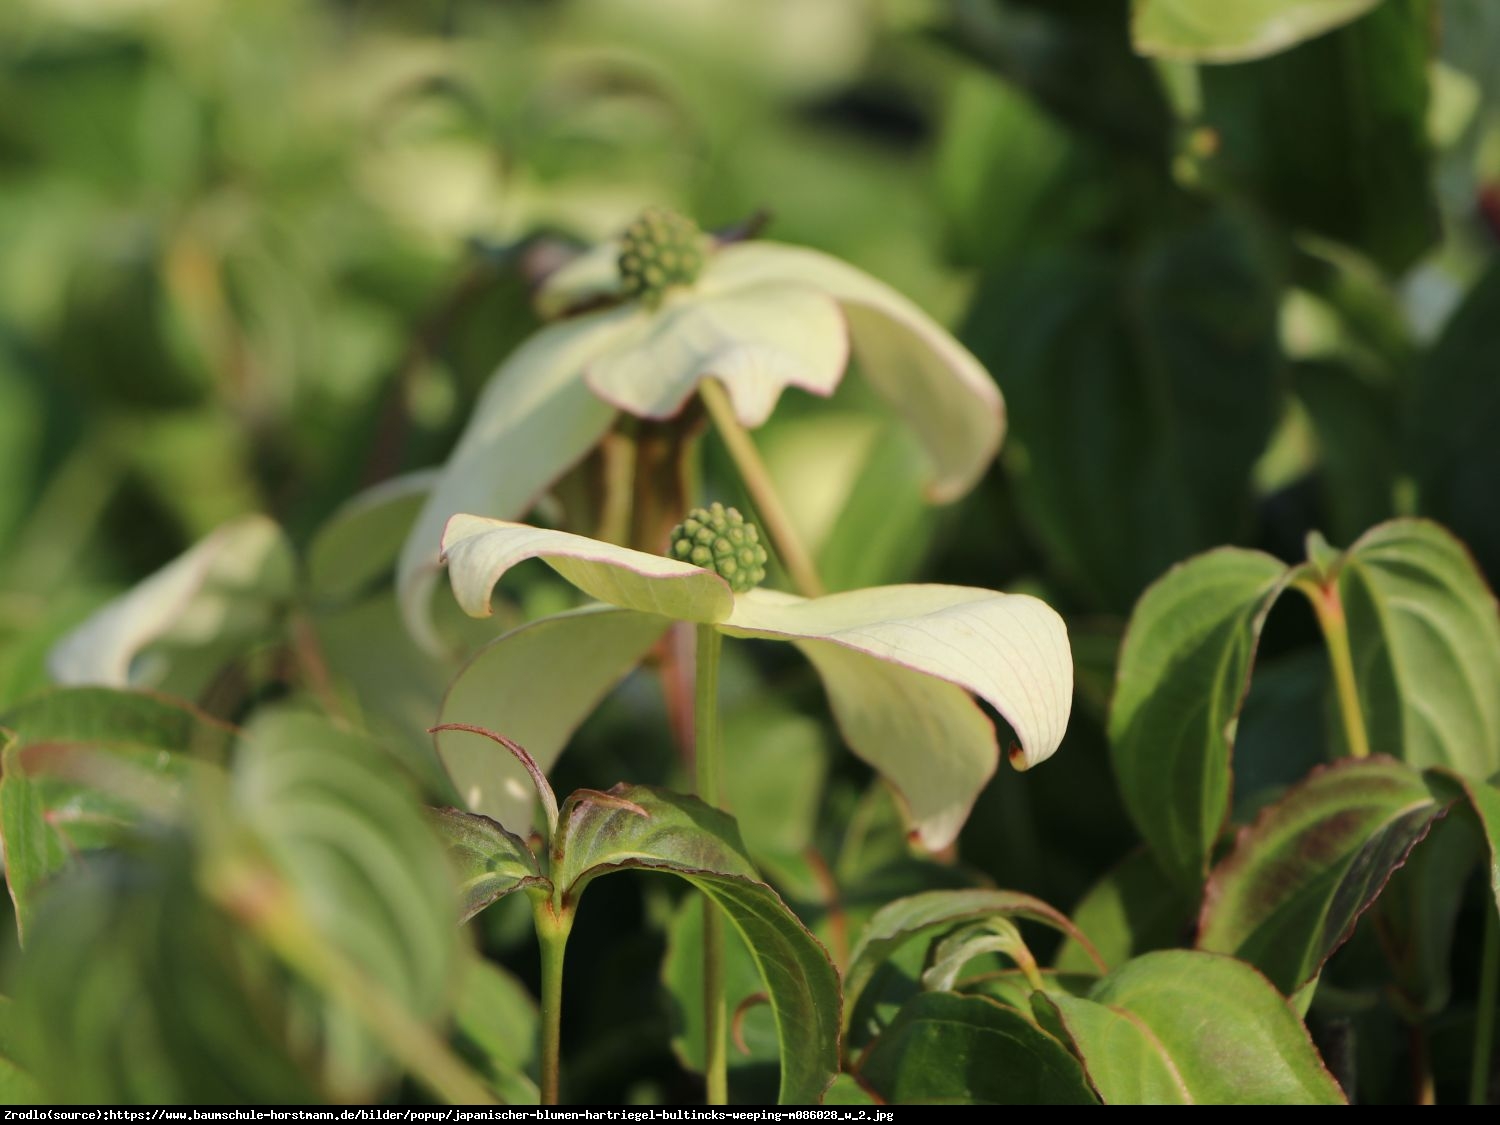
[618,207,706,307]
[668,503,767,593]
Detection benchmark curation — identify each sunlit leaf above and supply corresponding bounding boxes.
[1038,950,1346,1103]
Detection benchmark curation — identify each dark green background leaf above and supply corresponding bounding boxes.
[1041,949,1346,1104]
[1201,0,1438,272]
[968,210,1281,611]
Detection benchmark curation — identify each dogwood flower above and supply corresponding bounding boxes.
[396,210,1006,653]
[432,514,1071,851]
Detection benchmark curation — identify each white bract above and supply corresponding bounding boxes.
[396,224,1006,653]
[48,515,294,690]
[436,516,1071,850]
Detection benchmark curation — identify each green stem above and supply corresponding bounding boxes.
[1301,580,1371,760]
[1471,904,1499,1105]
[698,379,825,598]
[1413,1023,1436,1105]
[537,908,573,1106]
[695,624,728,1105]
[597,422,638,547]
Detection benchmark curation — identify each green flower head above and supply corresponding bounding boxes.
[668,503,767,594]
[617,207,706,308]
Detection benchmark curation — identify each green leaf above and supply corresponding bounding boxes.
[307,470,436,606]
[313,592,459,801]
[551,784,840,1104]
[941,0,1173,158]
[1232,649,1336,819]
[46,514,294,690]
[1038,950,1346,1103]
[430,807,547,924]
[1110,548,1293,888]
[844,888,1104,1033]
[1032,992,1192,1103]
[436,606,667,832]
[1427,769,1500,913]
[968,209,1281,612]
[0,737,67,944]
[936,72,1110,269]
[857,991,1096,1105]
[1201,0,1437,272]
[820,1073,876,1105]
[720,699,828,860]
[1197,757,1447,994]
[0,1054,42,1105]
[12,841,319,1104]
[1409,262,1500,585]
[0,685,235,756]
[1053,848,1196,974]
[452,957,540,1105]
[1334,519,1500,778]
[0,688,234,938]
[233,710,461,1094]
[660,896,781,1092]
[1132,0,1382,62]
[1374,813,1479,1014]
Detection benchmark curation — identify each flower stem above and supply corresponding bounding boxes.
[695,623,728,1105]
[1300,579,1371,760]
[1471,904,1499,1105]
[537,907,573,1106]
[698,379,825,598]
[597,421,638,546]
